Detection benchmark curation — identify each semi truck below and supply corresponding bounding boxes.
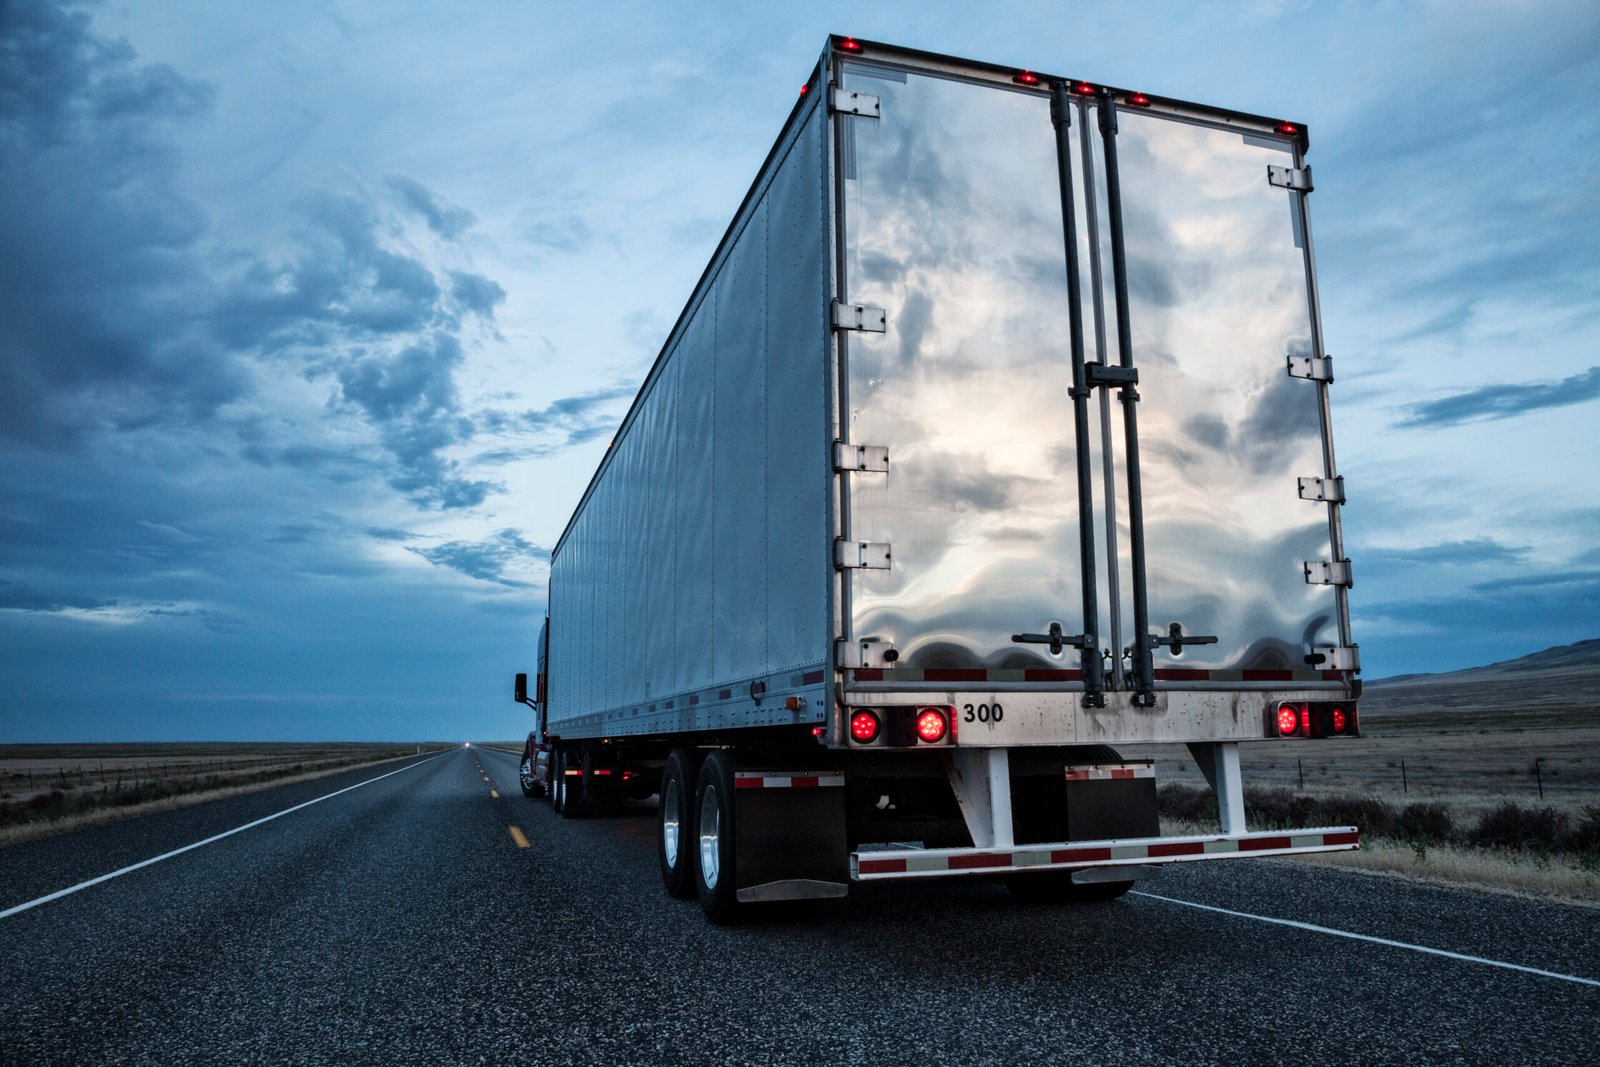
[513,36,1361,923]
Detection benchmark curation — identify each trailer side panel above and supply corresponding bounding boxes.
[547,99,832,739]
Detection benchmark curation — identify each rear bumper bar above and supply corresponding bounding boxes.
[850,827,1358,881]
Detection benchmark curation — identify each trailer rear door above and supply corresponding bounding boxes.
[835,57,1346,692]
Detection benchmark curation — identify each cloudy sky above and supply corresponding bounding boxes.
[2,0,1596,742]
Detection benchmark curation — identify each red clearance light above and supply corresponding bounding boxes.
[1276,704,1299,736]
[1013,70,1040,87]
[915,707,948,743]
[811,726,826,737]
[1275,121,1299,136]
[799,83,809,97]
[1331,706,1349,734]
[838,37,863,53]
[850,709,880,743]
[1071,81,1096,96]
[1127,92,1152,107]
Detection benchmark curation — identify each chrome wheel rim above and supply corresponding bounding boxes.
[662,782,681,867]
[698,784,721,890]
[519,757,534,791]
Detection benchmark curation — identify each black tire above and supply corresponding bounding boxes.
[659,749,704,899]
[518,749,541,798]
[693,750,741,924]
[1006,743,1134,904]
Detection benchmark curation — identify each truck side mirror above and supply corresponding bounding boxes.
[514,673,528,703]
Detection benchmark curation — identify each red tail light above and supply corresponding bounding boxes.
[850,709,880,743]
[915,707,948,743]
[1331,706,1349,733]
[1276,704,1299,736]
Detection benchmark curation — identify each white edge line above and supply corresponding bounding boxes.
[0,751,450,922]
[1133,890,1600,988]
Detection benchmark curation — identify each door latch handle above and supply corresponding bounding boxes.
[1150,622,1218,657]
[1011,621,1095,656]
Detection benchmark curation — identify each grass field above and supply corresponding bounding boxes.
[1145,690,1599,902]
[0,742,450,844]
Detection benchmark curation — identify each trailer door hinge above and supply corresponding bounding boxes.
[1298,475,1346,504]
[1303,559,1353,587]
[833,441,889,473]
[832,301,887,333]
[1305,645,1361,672]
[835,538,892,570]
[835,638,898,670]
[1268,164,1313,192]
[829,87,881,118]
[1287,354,1333,382]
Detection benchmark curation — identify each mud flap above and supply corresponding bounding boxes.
[733,773,849,903]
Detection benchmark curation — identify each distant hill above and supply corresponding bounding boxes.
[1362,638,1600,715]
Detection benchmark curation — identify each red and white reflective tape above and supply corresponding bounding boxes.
[735,771,845,790]
[852,827,1359,879]
[850,667,1343,683]
[1064,764,1154,781]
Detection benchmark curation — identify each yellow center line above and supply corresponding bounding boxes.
[508,825,530,848]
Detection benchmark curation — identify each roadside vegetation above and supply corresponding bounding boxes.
[0,744,445,846]
[1158,782,1600,902]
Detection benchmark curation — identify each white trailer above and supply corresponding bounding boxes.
[514,36,1361,923]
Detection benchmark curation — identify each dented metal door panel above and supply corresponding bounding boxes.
[835,57,1344,690]
[837,63,1093,673]
[1100,109,1339,677]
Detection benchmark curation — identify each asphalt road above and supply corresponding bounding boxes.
[2,745,1596,1064]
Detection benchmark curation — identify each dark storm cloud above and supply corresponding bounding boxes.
[0,0,231,445]
[449,270,505,319]
[338,333,462,422]
[212,188,446,347]
[364,526,417,542]
[0,579,115,613]
[1359,567,1600,649]
[1397,366,1600,429]
[2,0,519,519]
[0,2,212,144]
[1471,569,1600,594]
[0,0,549,717]
[385,174,475,238]
[1364,539,1529,567]
[475,383,633,458]
[529,385,635,424]
[408,529,549,587]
